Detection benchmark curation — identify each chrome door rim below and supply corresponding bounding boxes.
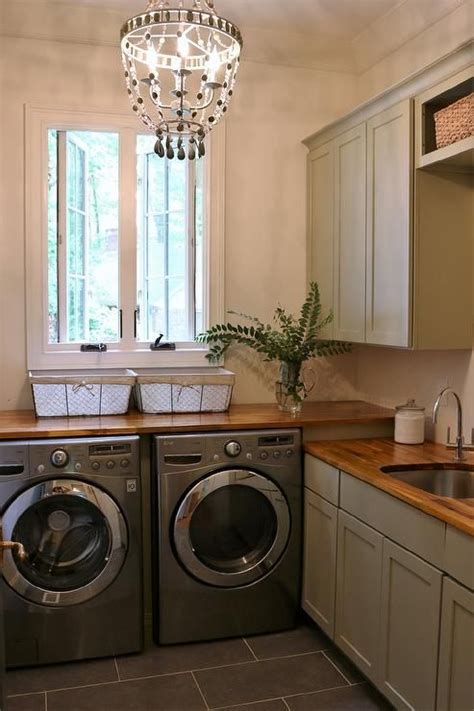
[1,479,128,607]
[173,469,291,587]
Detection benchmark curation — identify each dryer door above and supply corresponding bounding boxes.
[1,479,128,606]
[173,469,291,587]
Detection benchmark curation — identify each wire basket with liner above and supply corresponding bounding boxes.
[133,368,235,414]
[29,370,135,417]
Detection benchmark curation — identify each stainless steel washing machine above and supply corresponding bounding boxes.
[0,436,143,667]
[153,429,302,644]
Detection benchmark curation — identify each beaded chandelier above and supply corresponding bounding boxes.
[120,0,243,159]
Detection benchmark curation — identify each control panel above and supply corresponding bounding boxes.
[156,430,301,473]
[28,437,138,478]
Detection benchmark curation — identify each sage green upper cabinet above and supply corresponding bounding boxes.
[366,101,412,347]
[306,99,413,349]
[304,49,473,350]
[307,141,334,340]
[333,125,367,343]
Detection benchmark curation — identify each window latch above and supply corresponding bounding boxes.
[80,343,108,352]
[150,334,176,351]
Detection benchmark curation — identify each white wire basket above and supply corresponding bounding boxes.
[29,370,135,417]
[133,368,235,414]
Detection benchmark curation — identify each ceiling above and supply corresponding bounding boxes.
[2,0,463,74]
[21,0,404,40]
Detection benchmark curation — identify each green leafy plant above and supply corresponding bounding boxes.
[196,282,351,406]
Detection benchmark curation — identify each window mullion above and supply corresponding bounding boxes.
[119,129,138,349]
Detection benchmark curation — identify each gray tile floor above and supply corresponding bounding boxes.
[6,618,392,711]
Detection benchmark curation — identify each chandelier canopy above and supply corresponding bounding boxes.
[120,0,242,159]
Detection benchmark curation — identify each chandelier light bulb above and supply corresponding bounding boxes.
[120,0,243,160]
[177,34,190,58]
[146,45,158,72]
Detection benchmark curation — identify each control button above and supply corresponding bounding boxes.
[106,460,116,470]
[74,462,82,472]
[51,449,69,468]
[286,449,294,458]
[120,459,130,469]
[273,450,282,459]
[36,464,45,475]
[213,454,220,462]
[260,451,269,460]
[224,441,241,457]
[91,461,100,471]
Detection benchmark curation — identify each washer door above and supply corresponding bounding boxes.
[1,479,128,606]
[173,469,290,587]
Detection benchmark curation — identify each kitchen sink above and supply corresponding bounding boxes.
[379,465,474,499]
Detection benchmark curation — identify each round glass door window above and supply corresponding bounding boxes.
[2,480,128,606]
[173,470,290,587]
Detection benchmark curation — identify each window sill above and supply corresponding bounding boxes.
[28,346,215,371]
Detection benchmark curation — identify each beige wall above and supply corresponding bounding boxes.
[355,0,473,102]
[352,0,473,442]
[0,33,357,410]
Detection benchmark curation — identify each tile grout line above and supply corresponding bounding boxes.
[242,638,259,661]
[191,671,210,711]
[7,647,334,698]
[212,694,292,710]
[44,690,48,711]
[8,671,190,697]
[282,698,291,710]
[321,650,353,686]
[283,681,357,701]
[113,657,121,682]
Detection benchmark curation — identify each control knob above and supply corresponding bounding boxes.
[224,441,241,457]
[50,449,69,468]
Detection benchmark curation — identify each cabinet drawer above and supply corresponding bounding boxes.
[340,471,445,567]
[304,455,339,505]
[444,526,474,590]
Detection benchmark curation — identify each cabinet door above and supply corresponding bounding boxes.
[437,577,474,711]
[366,99,413,347]
[302,489,337,638]
[379,538,442,710]
[333,124,367,343]
[335,510,383,683]
[307,141,334,339]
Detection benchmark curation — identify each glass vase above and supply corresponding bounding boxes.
[275,361,305,417]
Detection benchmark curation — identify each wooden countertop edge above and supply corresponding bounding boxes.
[0,401,394,440]
[304,439,474,537]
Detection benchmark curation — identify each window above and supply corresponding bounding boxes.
[27,106,225,369]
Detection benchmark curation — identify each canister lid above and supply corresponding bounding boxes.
[395,399,425,412]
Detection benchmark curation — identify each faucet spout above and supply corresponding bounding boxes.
[432,388,465,461]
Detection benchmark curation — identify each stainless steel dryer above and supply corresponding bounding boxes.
[0,437,143,667]
[153,429,302,644]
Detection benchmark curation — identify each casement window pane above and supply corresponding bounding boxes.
[48,130,119,344]
[136,134,200,343]
[195,158,205,335]
[48,130,59,343]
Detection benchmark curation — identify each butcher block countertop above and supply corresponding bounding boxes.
[305,438,474,536]
[0,401,394,440]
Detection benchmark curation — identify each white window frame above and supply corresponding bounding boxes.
[25,104,225,370]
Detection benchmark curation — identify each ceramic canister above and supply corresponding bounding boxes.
[394,399,426,445]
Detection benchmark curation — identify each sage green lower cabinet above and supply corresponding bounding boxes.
[335,509,383,684]
[437,577,474,711]
[378,539,442,710]
[302,488,337,638]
